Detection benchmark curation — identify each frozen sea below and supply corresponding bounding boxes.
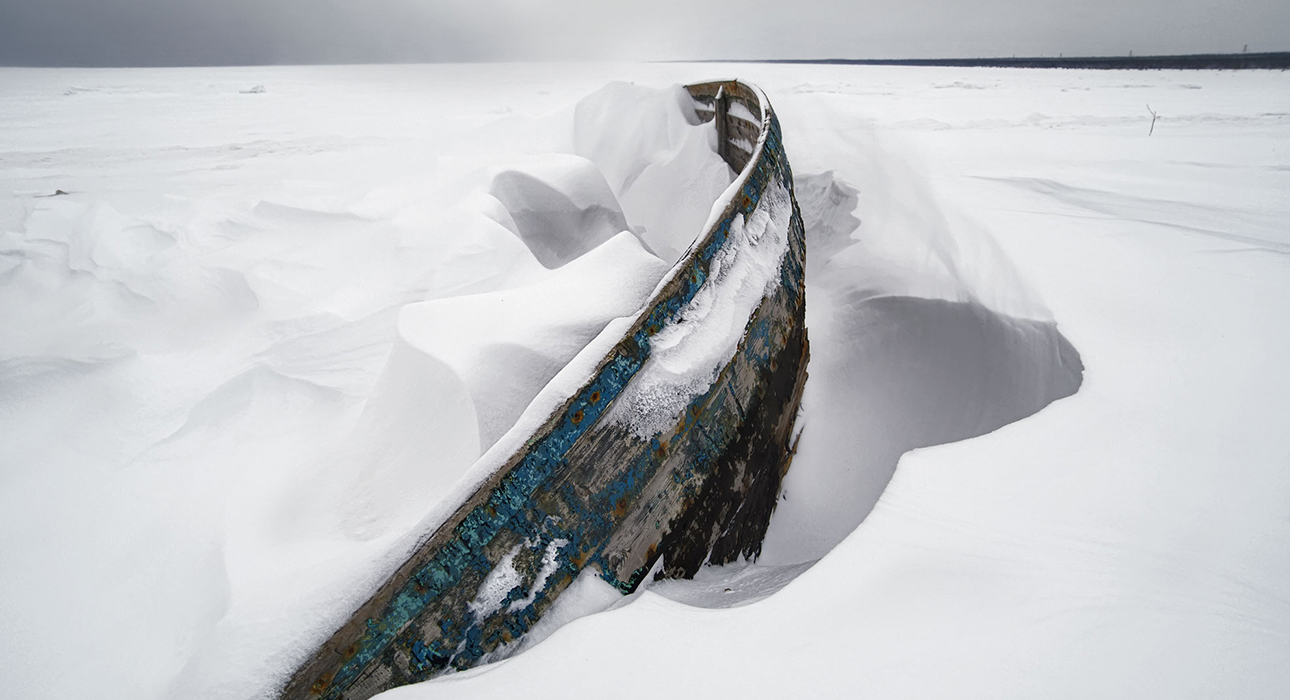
[2,63,1288,699]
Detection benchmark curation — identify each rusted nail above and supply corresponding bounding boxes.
[311,675,332,694]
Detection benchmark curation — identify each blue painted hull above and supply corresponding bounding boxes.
[279,81,809,700]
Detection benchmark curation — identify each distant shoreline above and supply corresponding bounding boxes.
[705,52,1290,70]
[3,53,1288,70]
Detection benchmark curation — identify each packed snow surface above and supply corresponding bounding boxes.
[2,63,1288,700]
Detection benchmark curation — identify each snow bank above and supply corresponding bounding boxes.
[759,292,1083,563]
[396,232,667,453]
[573,82,734,264]
[486,154,636,268]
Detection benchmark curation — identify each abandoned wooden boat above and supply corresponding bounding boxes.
[279,80,809,700]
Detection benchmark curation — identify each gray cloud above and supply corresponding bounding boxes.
[1,0,1286,66]
[0,0,487,65]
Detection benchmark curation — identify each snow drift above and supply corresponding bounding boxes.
[0,67,1121,700]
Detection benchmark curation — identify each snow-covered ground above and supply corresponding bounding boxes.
[2,63,1287,699]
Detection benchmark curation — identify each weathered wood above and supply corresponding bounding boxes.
[714,85,730,166]
[278,81,809,700]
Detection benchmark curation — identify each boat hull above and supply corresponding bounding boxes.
[280,80,809,700]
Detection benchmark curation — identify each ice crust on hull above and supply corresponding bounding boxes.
[278,81,809,700]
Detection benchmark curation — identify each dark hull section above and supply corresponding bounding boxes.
[279,81,808,700]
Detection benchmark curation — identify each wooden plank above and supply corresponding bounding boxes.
[714,85,730,166]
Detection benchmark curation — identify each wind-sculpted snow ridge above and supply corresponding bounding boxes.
[486,155,637,268]
[276,81,809,700]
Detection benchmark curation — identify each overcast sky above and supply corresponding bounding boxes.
[2,0,1287,66]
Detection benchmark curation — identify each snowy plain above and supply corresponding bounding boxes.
[1,63,1288,699]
